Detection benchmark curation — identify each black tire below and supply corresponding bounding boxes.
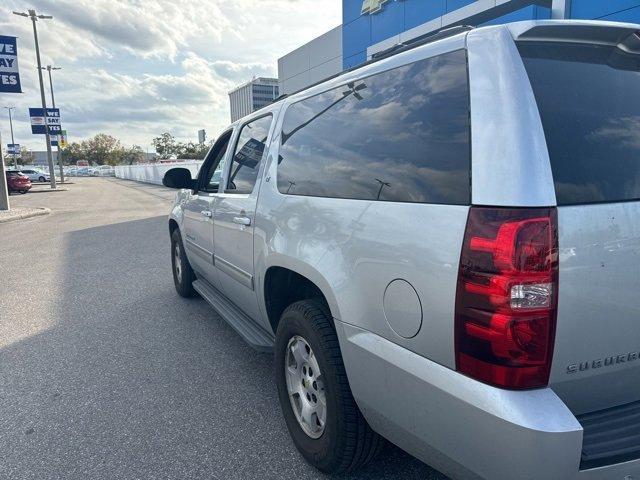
[170,229,197,298]
[39,176,46,182]
[20,190,27,194]
[275,299,383,474]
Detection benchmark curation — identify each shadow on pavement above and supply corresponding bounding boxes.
[0,215,446,480]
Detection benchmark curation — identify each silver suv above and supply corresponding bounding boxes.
[163,21,640,480]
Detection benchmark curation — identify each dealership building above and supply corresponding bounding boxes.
[278,0,640,94]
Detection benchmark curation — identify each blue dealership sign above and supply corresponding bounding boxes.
[29,108,62,135]
[0,35,21,93]
[7,143,20,154]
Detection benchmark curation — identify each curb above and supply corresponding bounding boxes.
[28,187,70,193]
[0,207,51,224]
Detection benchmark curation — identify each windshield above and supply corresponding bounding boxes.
[519,41,640,205]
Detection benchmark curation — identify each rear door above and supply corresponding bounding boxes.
[213,114,273,325]
[519,37,640,414]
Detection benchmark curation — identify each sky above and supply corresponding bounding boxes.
[0,0,341,151]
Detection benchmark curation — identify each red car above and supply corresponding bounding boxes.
[6,171,32,194]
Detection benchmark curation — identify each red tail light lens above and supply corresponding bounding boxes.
[455,207,558,389]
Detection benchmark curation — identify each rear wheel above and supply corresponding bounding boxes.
[275,300,383,474]
[170,229,197,298]
[19,190,27,194]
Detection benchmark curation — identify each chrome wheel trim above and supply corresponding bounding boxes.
[174,242,182,283]
[285,335,327,439]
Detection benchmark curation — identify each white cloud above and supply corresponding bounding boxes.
[0,0,341,150]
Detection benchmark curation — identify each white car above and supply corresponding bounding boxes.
[19,169,50,182]
[93,166,115,177]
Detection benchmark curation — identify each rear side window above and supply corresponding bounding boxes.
[519,42,640,205]
[277,50,470,204]
[227,115,273,194]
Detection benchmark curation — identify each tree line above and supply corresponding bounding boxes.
[152,133,212,160]
[3,132,213,166]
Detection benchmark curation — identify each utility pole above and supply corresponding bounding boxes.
[3,107,17,169]
[0,131,9,210]
[13,9,56,189]
[41,65,64,183]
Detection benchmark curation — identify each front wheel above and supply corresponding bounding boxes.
[170,229,197,298]
[275,300,383,474]
[39,176,46,182]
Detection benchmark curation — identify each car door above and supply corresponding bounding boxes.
[183,130,233,290]
[213,114,274,324]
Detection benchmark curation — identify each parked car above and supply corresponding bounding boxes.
[18,168,50,183]
[162,20,640,480]
[5,171,32,194]
[93,165,115,177]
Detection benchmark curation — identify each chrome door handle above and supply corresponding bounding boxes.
[233,216,251,226]
[200,210,212,218]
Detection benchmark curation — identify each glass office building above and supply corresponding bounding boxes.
[228,78,280,122]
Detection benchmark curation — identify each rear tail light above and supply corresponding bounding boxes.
[455,207,559,389]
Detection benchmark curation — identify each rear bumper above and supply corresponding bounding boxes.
[336,321,640,480]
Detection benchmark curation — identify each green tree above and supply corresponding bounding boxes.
[177,141,209,160]
[152,132,178,159]
[120,145,145,165]
[83,133,123,166]
[18,147,35,165]
[3,147,34,166]
[60,142,85,165]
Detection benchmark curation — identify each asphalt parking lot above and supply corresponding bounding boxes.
[0,178,446,480]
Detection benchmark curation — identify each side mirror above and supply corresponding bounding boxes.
[163,168,195,190]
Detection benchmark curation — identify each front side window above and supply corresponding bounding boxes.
[277,50,471,204]
[226,115,273,194]
[519,41,640,205]
[200,131,232,192]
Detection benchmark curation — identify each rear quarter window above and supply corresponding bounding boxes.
[277,49,471,205]
[519,41,640,205]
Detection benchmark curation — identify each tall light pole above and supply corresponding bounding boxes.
[3,107,17,169]
[0,131,9,211]
[40,65,64,183]
[13,9,56,189]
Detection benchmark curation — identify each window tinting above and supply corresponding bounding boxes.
[227,115,272,194]
[277,50,470,204]
[519,42,640,205]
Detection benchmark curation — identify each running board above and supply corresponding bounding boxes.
[193,278,274,353]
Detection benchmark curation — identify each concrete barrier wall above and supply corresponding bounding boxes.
[115,161,204,185]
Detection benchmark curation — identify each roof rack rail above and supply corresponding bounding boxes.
[267,25,474,108]
[372,25,475,60]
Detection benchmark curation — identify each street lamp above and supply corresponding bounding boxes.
[40,65,64,183]
[3,107,17,169]
[13,9,57,189]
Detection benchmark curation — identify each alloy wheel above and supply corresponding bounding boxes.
[285,335,327,439]
[174,242,182,283]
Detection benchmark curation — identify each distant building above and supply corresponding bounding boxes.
[33,150,59,165]
[228,77,279,122]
